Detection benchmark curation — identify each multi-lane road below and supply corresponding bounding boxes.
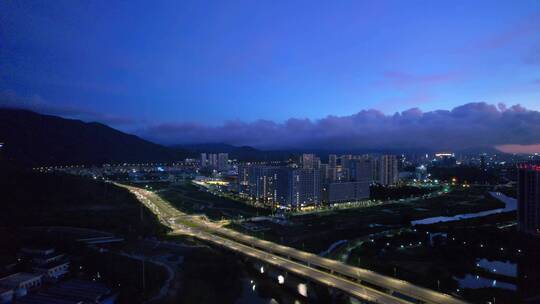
[119,183,469,304]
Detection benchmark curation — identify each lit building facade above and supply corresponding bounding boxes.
[327,181,370,203]
[241,165,322,209]
[288,168,322,207]
[379,155,398,185]
[301,153,320,169]
[518,164,540,236]
[200,153,229,171]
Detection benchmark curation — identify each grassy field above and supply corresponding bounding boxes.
[339,209,540,304]
[157,182,270,220]
[227,186,505,253]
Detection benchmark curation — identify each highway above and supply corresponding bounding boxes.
[205,225,466,304]
[172,228,409,304]
[119,183,469,304]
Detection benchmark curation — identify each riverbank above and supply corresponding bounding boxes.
[411,192,516,225]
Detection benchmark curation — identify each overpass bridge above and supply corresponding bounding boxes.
[120,184,469,304]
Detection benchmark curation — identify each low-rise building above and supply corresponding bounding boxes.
[20,248,64,266]
[32,253,65,266]
[33,260,70,282]
[43,279,117,304]
[0,272,42,297]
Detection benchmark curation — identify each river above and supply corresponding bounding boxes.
[411,192,516,225]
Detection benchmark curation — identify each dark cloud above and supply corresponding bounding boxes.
[4,90,540,152]
[137,102,540,151]
[0,90,141,126]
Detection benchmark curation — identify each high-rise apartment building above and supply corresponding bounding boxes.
[340,155,353,170]
[301,154,320,169]
[350,157,375,183]
[379,155,398,186]
[241,165,322,209]
[329,154,337,168]
[518,164,540,236]
[327,181,370,203]
[200,152,228,171]
[210,154,218,169]
[289,168,322,207]
[480,154,487,171]
[247,166,288,208]
[237,164,250,193]
[200,153,208,168]
[328,154,337,181]
[217,153,229,171]
[319,163,330,183]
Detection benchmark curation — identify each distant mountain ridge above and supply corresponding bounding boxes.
[173,143,507,161]
[0,108,505,167]
[171,143,295,162]
[176,143,255,153]
[0,108,188,166]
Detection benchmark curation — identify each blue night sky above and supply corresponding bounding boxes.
[2,1,540,150]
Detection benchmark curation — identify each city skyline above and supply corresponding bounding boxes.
[2,2,540,304]
[3,101,540,154]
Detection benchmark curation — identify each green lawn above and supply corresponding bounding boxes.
[227,186,505,253]
[158,182,269,220]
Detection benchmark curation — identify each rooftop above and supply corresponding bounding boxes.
[15,293,83,304]
[33,253,64,261]
[43,279,111,302]
[21,248,56,256]
[33,260,70,271]
[0,273,42,287]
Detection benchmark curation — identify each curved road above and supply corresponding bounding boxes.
[119,183,469,304]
